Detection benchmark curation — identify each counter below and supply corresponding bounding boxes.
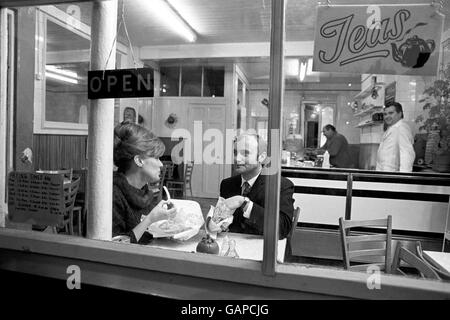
[282,166,450,260]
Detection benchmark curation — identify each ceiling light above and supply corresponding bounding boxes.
[306,58,313,75]
[148,0,197,42]
[46,65,78,79]
[45,71,78,84]
[299,61,307,81]
[285,59,299,77]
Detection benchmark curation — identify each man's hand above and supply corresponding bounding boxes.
[224,195,245,210]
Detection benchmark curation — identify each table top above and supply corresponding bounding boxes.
[148,230,286,262]
[423,251,450,273]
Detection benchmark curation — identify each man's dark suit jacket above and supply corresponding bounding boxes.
[219,174,295,239]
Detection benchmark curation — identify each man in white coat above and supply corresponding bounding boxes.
[376,102,415,172]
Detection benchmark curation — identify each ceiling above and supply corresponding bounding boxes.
[46,0,450,84]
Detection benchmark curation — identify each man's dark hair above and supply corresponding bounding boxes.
[324,124,336,132]
[386,102,404,118]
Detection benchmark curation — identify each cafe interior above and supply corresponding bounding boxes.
[0,0,449,299]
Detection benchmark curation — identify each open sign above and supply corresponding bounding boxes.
[88,68,154,99]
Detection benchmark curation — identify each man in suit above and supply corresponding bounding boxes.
[220,133,295,239]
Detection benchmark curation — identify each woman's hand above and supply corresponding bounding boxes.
[145,200,176,225]
[224,196,245,210]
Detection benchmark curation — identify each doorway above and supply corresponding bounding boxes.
[301,102,335,148]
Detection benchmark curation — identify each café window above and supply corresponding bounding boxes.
[159,65,225,97]
[34,6,92,134]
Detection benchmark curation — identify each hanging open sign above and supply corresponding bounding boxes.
[88,68,154,99]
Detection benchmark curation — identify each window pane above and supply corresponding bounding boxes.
[160,66,180,96]
[203,66,224,97]
[45,19,90,124]
[181,66,202,96]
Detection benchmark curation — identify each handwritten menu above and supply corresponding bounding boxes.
[8,172,65,226]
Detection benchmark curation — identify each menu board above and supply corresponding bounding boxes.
[384,82,396,106]
[8,172,65,226]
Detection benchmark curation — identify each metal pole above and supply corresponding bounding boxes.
[262,0,285,276]
[86,0,117,240]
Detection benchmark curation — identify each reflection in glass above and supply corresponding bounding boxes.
[45,19,89,124]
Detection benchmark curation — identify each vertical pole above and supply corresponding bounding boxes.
[345,173,353,220]
[262,0,285,276]
[86,0,117,240]
[0,9,7,227]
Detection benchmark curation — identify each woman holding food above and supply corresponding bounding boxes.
[113,121,176,244]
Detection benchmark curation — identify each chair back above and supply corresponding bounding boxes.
[415,241,450,280]
[162,162,175,181]
[184,161,194,183]
[339,215,392,273]
[37,168,73,182]
[285,207,300,261]
[392,244,440,280]
[62,176,80,221]
[288,207,300,243]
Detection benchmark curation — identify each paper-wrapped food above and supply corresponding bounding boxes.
[147,199,204,240]
[206,197,234,233]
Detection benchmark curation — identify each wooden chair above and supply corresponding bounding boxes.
[166,161,194,199]
[339,215,392,273]
[392,244,440,280]
[148,165,168,201]
[284,207,301,262]
[415,241,450,280]
[72,169,87,236]
[8,172,80,235]
[61,176,81,235]
[37,168,73,182]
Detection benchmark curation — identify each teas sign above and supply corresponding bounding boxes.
[313,4,444,75]
[88,68,154,99]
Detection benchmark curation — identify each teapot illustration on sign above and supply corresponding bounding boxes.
[391,35,435,69]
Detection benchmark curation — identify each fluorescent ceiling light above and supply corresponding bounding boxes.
[307,58,313,75]
[149,0,197,42]
[45,71,78,84]
[299,61,307,81]
[285,59,299,77]
[46,65,78,79]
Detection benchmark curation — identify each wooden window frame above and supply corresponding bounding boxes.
[0,0,449,299]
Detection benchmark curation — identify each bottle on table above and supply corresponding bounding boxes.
[322,151,330,168]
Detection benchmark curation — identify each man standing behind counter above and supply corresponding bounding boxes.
[376,102,415,172]
[319,124,354,168]
[220,133,294,240]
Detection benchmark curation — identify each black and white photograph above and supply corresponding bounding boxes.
[0,0,449,308]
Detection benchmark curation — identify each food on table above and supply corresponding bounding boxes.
[196,234,220,254]
[206,197,234,233]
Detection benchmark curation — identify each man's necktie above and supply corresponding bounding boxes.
[242,181,251,196]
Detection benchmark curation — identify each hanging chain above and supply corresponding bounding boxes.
[102,1,138,79]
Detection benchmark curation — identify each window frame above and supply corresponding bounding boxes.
[33,5,128,135]
[0,0,449,299]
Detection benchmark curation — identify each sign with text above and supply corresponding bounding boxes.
[7,172,65,226]
[384,81,396,106]
[88,68,154,99]
[313,4,444,75]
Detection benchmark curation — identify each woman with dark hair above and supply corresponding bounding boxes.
[113,121,175,244]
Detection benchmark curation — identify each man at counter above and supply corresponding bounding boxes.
[319,124,354,168]
[376,102,415,172]
[219,133,295,239]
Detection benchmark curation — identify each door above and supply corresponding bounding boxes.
[188,103,226,198]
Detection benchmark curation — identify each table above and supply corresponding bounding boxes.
[149,231,286,262]
[423,251,450,273]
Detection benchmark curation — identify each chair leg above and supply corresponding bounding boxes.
[69,212,74,235]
